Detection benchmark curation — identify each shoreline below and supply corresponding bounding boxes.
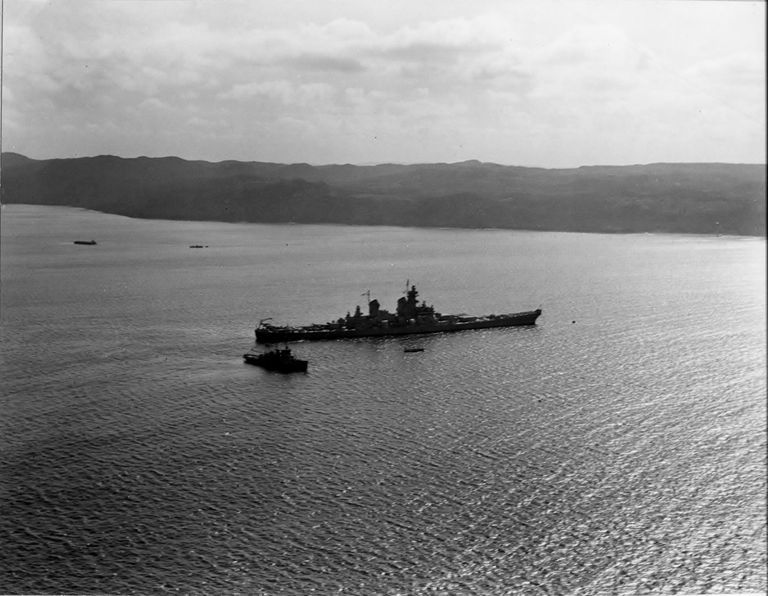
[2,203,764,239]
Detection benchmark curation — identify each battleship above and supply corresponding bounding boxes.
[255,284,541,343]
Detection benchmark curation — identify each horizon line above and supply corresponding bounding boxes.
[2,151,765,170]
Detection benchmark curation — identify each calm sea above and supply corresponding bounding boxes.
[1,204,765,595]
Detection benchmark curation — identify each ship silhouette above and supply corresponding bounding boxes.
[255,284,541,343]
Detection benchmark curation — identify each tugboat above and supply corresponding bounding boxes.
[255,283,541,343]
[243,346,308,373]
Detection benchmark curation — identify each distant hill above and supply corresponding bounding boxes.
[1,153,764,235]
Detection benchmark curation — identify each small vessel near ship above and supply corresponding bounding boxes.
[243,346,308,373]
[255,284,541,344]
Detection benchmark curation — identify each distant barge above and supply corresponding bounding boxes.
[255,284,541,343]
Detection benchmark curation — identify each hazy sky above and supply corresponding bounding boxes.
[3,0,765,166]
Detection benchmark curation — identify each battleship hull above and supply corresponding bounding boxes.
[256,309,542,343]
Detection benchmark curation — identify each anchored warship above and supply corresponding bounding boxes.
[255,284,541,343]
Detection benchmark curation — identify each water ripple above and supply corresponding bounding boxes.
[1,206,765,594]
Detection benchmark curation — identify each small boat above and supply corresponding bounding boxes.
[243,346,308,373]
[404,348,424,353]
[73,240,97,245]
[189,244,209,248]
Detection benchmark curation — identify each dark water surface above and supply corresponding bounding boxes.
[1,205,765,595]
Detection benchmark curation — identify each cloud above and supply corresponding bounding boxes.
[539,23,639,65]
[219,81,336,106]
[282,54,366,73]
[3,1,764,165]
[385,16,509,50]
[684,53,765,95]
[137,97,170,112]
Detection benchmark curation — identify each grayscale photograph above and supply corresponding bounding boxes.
[0,1,765,594]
